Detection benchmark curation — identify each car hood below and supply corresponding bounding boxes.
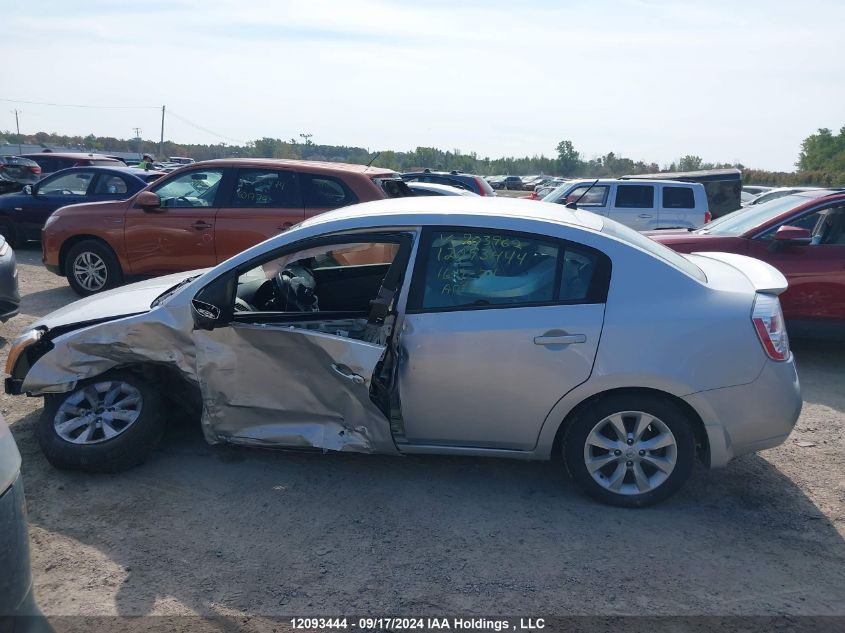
[52,198,126,216]
[32,270,207,331]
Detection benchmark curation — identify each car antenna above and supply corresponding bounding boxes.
[566,178,599,209]
[364,152,381,171]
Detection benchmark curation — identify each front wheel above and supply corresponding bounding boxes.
[563,394,696,507]
[37,370,164,472]
[65,239,123,296]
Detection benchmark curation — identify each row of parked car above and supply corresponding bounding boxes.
[0,155,842,337]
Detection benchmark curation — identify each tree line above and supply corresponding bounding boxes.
[2,127,844,186]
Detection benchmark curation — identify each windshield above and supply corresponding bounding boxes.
[695,195,808,236]
[150,275,202,307]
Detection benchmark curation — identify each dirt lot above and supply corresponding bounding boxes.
[2,245,844,618]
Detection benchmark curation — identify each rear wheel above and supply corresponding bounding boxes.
[563,393,696,507]
[37,370,164,472]
[0,218,19,248]
[65,239,123,296]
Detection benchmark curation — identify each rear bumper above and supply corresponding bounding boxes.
[684,355,802,468]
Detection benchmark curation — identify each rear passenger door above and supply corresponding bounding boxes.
[215,168,303,262]
[611,184,656,231]
[397,228,610,450]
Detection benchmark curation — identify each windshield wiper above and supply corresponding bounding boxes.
[151,275,201,307]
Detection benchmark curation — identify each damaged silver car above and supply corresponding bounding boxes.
[4,197,802,506]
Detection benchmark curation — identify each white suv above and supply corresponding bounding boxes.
[542,179,710,231]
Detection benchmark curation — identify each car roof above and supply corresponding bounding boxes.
[47,166,165,178]
[192,158,396,177]
[20,152,120,160]
[407,182,478,195]
[566,178,703,187]
[298,195,604,232]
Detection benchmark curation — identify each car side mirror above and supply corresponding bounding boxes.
[135,191,162,211]
[773,225,812,245]
[22,185,33,196]
[191,299,221,331]
[191,272,235,330]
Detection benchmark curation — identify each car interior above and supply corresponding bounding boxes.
[232,241,402,343]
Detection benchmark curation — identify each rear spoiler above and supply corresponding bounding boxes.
[690,252,787,295]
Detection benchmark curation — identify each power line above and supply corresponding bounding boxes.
[167,109,244,144]
[0,98,159,110]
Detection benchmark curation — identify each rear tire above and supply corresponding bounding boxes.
[37,370,164,473]
[65,239,123,296]
[563,393,696,507]
[0,218,19,248]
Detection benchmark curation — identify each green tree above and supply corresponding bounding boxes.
[556,140,580,175]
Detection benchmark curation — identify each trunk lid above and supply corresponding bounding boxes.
[686,251,787,295]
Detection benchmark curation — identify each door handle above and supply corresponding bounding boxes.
[638,213,653,218]
[331,363,366,385]
[534,334,586,346]
[192,220,213,230]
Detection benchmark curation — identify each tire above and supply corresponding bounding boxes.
[563,393,696,507]
[37,370,164,473]
[65,239,123,296]
[0,218,19,248]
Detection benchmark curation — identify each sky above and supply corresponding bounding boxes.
[2,0,844,171]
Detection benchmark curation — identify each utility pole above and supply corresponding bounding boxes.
[159,105,165,160]
[132,127,142,158]
[299,132,313,146]
[13,110,22,154]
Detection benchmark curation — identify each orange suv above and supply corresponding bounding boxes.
[42,159,411,295]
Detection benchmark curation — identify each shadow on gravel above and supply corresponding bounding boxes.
[14,406,845,619]
[18,286,78,319]
[791,338,845,413]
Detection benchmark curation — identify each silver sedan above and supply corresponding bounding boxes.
[4,197,801,507]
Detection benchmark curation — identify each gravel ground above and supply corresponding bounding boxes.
[2,244,844,618]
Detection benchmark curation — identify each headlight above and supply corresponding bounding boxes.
[0,241,8,257]
[5,329,43,376]
[44,214,60,230]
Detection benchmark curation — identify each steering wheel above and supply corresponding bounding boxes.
[272,266,318,312]
[61,189,75,195]
[175,196,196,207]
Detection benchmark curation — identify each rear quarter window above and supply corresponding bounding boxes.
[662,186,695,209]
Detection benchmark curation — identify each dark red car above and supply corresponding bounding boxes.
[649,189,845,337]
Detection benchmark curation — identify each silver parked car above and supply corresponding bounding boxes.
[4,197,801,506]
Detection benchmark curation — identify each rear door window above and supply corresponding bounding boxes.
[232,169,301,208]
[408,228,611,311]
[300,173,358,208]
[662,186,695,209]
[615,185,655,208]
[93,174,130,195]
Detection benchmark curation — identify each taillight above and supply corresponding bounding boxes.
[473,176,489,196]
[704,210,712,223]
[752,293,789,361]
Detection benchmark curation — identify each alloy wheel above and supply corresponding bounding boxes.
[53,381,143,444]
[73,251,108,291]
[583,410,678,495]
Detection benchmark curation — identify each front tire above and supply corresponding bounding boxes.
[65,239,123,296]
[37,370,164,473]
[563,393,696,507]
